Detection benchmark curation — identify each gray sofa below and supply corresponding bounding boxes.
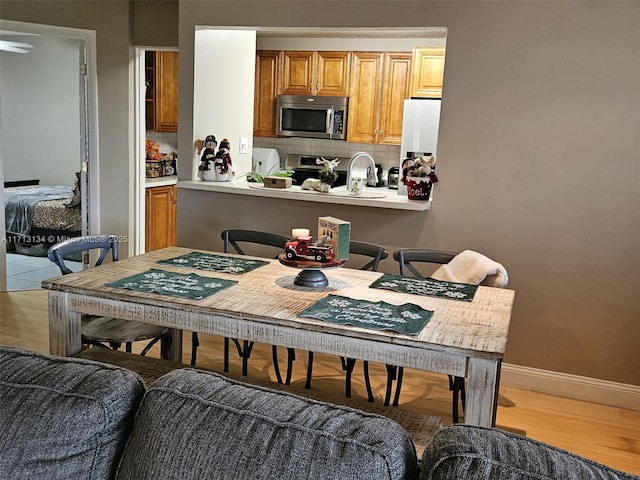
[0,345,637,480]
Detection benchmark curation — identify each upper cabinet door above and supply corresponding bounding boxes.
[254,50,281,137]
[347,52,384,144]
[155,51,179,132]
[282,51,350,96]
[410,47,445,98]
[379,52,412,145]
[315,51,350,96]
[282,51,315,95]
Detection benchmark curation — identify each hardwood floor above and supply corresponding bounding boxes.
[2,289,639,475]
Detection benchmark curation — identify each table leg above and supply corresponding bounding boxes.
[464,357,500,427]
[48,291,82,357]
[166,328,182,363]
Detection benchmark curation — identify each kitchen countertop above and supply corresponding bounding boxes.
[146,176,178,188]
[178,179,431,211]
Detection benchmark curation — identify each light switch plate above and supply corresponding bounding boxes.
[239,137,249,154]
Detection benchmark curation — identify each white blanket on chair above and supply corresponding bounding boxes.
[431,250,509,288]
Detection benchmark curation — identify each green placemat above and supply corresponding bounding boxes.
[106,268,237,300]
[158,252,268,274]
[370,273,477,301]
[300,294,432,336]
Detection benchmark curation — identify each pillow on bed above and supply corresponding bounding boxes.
[64,172,81,208]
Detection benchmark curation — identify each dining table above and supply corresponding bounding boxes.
[42,246,515,428]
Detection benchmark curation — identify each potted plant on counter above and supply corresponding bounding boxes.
[401,155,439,200]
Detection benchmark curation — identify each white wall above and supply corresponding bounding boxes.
[256,34,446,51]
[0,34,80,186]
[192,29,256,178]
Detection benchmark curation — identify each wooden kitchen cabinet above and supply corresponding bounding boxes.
[145,52,156,131]
[253,49,411,141]
[316,51,351,96]
[347,52,383,143]
[379,52,413,144]
[255,50,350,136]
[347,52,411,145]
[254,50,281,137]
[146,51,179,133]
[282,51,350,96]
[410,47,445,98]
[282,51,313,95]
[145,185,177,252]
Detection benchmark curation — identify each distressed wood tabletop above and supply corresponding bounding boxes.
[43,246,515,427]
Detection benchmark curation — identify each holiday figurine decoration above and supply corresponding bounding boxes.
[214,138,235,182]
[317,216,351,261]
[283,234,334,263]
[301,157,340,193]
[317,157,339,192]
[198,135,217,181]
[401,155,439,200]
[197,135,236,182]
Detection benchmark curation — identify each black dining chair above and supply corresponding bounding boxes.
[190,229,290,372]
[47,235,171,358]
[309,240,389,400]
[291,240,388,401]
[391,248,479,423]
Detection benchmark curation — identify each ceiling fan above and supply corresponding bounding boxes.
[0,30,37,54]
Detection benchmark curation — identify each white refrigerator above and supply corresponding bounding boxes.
[398,98,442,195]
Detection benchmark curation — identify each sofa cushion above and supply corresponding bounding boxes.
[116,368,417,480]
[0,346,146,480]
[420,424,639,480]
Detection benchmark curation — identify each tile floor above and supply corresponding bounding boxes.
[5,253,82,291]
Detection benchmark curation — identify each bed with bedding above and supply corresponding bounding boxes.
[4,182,82,255]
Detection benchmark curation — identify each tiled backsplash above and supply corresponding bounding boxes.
[253,137,401,172]
[146,132,178,155]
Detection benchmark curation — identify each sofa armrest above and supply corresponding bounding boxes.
[0,346,145,479]
[420,424,638,480]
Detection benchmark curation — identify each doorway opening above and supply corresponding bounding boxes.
[0,20,98,291]
[134,47,178,255]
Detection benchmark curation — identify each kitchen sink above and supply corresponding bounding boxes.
[311,185,388,198]
[247,183,388,199]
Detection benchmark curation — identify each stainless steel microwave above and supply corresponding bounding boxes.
[276,95,348,140]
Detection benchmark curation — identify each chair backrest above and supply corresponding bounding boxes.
[392,249,457,278]
[221,229,290,259]
[48,235,118,275]
[348,240,389,272]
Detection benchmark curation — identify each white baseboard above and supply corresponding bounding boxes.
[501,363,640,411]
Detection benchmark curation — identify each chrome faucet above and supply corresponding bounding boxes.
[346,152,377,190]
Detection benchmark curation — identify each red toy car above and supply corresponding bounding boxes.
[284,235,334,263]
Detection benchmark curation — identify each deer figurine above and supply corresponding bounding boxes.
[301,157,340,193]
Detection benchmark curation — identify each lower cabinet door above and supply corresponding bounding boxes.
[145,185,177,251]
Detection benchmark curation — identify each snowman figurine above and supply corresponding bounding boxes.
[214,138,235,182]
[198,135,217,181]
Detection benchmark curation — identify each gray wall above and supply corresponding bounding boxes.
[131,0,178,47]
[177,1,640,386]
